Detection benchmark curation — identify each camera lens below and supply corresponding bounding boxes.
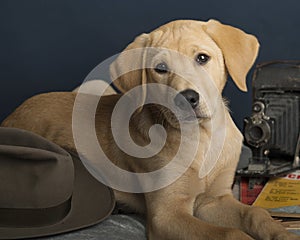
[249,126,264,141]
[244,118,271,148]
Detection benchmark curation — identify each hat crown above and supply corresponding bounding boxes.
[0,146,74,209]
[0,128,74,228]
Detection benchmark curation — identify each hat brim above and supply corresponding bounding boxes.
[0,151,115,239]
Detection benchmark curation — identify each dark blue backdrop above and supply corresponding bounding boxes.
[0,0,299,129]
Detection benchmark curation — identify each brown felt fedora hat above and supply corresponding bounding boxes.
[0,127,115,239]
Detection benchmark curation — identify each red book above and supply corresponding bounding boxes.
[240,177,266,205]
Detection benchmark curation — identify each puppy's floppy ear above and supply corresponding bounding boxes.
[203,19,259,92]
[110,33,150,107]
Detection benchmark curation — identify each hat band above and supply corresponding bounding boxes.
[0,197,72,228]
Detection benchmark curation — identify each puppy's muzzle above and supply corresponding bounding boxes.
[174,89,211,121]
[174,89,199,110]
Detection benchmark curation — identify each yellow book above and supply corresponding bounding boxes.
[253,170,300,209]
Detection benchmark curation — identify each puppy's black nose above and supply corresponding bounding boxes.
[174,89,199,110]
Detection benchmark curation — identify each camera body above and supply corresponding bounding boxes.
[238,61,300,177]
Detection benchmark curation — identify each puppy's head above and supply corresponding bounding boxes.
[110,19,259,127]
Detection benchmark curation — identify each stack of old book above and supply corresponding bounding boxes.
[238,170,300,231]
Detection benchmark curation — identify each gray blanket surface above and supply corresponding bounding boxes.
[37,215,146,240]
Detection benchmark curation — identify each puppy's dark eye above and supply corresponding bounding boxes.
[154,62,169,74]
[195,53,210,65]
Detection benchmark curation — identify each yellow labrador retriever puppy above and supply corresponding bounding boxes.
[2,19,299,240]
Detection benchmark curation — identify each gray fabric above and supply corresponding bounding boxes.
[37,213,300,239]
[37,214,146,240]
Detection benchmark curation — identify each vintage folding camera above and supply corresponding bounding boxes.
[237,61,300,177]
